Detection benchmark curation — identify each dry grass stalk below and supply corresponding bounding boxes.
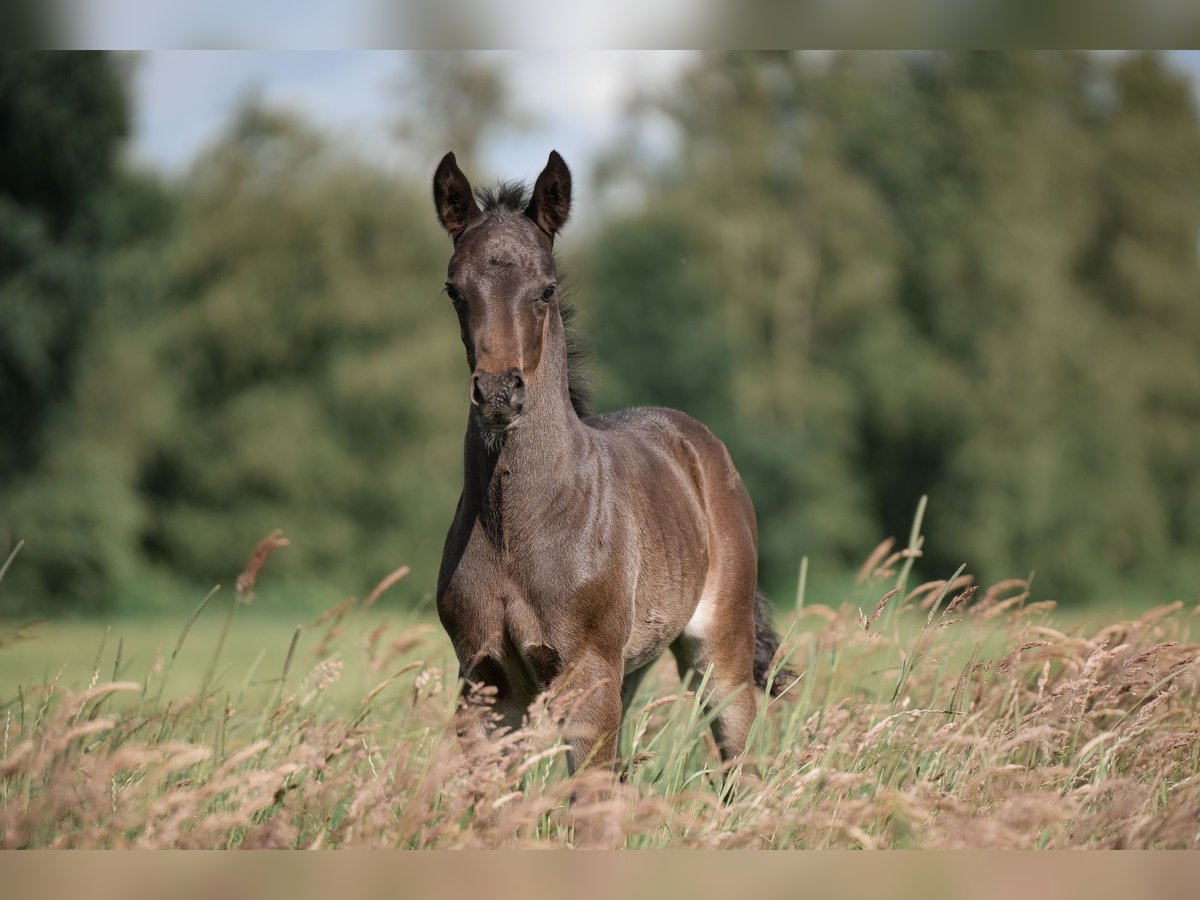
[364,566,411,608]
[234,529,289,602]
[3,539,1199,849]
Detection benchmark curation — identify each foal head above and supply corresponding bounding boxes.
[432,151,572,437]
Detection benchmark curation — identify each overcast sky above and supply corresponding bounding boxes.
[126,52,696,186]
[126,51,1200,187]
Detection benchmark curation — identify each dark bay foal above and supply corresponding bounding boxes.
[432,150,788,776]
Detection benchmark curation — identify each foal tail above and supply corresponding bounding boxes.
[752,590,795,697]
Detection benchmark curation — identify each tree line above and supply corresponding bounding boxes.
[2,51,1198,614]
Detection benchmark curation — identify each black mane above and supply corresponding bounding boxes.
[475,180,529,214]
[558,286,591,419]
[474,179,591,419]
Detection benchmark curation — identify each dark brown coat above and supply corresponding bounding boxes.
[432,151,787,773]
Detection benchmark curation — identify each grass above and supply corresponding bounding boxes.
[1,527,1198,848]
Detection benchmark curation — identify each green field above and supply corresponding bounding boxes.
[0,607,452,713]
[3,557,1197,849]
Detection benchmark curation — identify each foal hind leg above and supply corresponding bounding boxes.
[671,588,759,764]
[621,662,653,715]
[614,662,653,778]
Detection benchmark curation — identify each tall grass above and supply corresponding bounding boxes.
[1,526,1198,848]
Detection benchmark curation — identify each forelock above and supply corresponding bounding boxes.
[475,181,529,213]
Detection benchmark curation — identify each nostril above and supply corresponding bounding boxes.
[506,370,526,412]
[470,374,485,407]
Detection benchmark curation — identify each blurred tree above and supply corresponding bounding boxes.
[0,51,130,480]
[0,52,177,613]
[393,52,533,175]
[587,216,733,423]
[589,51,1200,602]
[123,103,463,599]
[5,51,1200,614]
[1074,53,1200,591]
[4,55,544,614]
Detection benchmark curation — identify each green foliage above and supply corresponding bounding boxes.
[588,51,1200,602]
[3,101,465,612]
[0,52,131,478]
[0,52,163,612]
[2,52,1200,613]
[141,107,458,593]
[586,216,733,422]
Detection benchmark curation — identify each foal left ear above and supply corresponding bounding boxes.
[525,150,572,239]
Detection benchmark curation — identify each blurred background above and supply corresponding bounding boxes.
[2,51,1199,618]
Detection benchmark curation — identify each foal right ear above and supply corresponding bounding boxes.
[432,152,480,241]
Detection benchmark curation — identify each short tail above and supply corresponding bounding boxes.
[752,590,795,696]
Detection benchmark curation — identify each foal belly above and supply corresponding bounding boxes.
[622,614,685,672]
[616,456,710,671]
[621,537,708,672]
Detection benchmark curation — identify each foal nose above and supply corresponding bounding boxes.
[470,367,526,414]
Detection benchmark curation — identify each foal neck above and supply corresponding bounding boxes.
[464,306,585,539]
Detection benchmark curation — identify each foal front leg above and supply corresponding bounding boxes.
[549,649,624,774]
[454,655,525,765]
[547,649,624,847]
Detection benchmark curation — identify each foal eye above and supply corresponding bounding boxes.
[444,284,464,307]
[539,284,556,304]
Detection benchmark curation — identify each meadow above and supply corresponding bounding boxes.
[4,51,1200,853]
[2,519,1198,850]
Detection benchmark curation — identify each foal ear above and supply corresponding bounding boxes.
[525,150,572,239]
[432,151,480,241]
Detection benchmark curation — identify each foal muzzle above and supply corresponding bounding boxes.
[470,367,526,430]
